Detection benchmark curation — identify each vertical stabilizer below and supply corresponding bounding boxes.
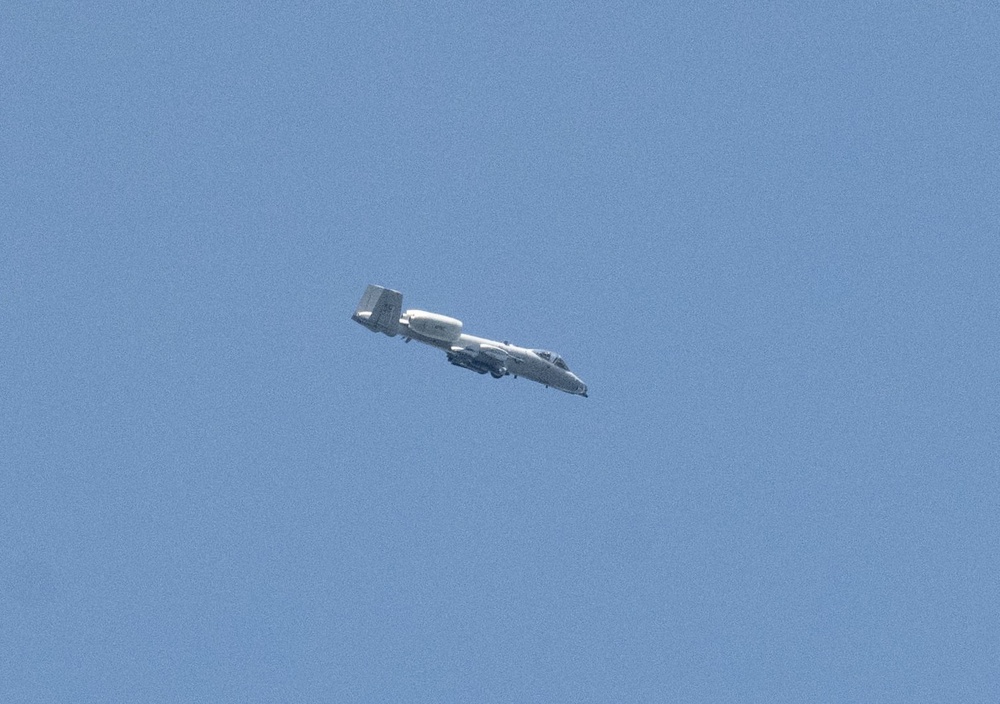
[352,285,402,336]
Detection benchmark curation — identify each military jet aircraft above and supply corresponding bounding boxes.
[352,284,588,397]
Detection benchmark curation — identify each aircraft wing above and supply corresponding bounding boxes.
[447,344,509,376]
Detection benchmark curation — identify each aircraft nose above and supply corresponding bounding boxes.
[579,382,588,398]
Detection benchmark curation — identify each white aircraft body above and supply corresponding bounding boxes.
[352,285,588,397]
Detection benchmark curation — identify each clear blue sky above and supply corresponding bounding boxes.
[3,2,998,701]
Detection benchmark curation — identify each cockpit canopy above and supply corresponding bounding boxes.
[533,349,570,371]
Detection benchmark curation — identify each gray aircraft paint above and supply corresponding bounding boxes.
[353,284,588,397]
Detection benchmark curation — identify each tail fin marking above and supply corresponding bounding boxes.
[352,285,402,336]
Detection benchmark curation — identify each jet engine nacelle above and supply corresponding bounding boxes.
[405,310,463,343]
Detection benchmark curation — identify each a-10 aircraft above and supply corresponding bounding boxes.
[352,284,588,397]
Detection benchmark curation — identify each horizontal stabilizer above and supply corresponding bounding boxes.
[352,285,402,336]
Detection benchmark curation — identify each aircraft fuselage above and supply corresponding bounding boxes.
[406,325,587,396]
[353,285,588,397]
